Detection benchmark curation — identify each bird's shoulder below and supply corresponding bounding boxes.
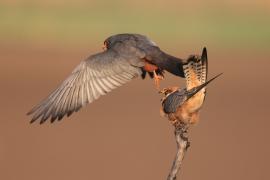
[162,89,188,113]
[84,48,145,70]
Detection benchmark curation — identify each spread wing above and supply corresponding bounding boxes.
[27,50,143,124]
[183,47,208,90]
[162,90,187,113]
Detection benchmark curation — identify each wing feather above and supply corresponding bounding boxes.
[28,50,143,123]
[162,90,187,113]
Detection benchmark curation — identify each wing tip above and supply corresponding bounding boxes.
[29,118,36,124]
[27,105,83,124]
[202,47,207,57]
[201,47,208,63]
[26,111,32,116]
[26,107,36,116]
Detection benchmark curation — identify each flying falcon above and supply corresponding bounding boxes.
[27,33,187,124]
[159,48,222,126]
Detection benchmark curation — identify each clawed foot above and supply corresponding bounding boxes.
[153,71,164,90]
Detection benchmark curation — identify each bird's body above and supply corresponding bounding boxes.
[103,34,185,78]
[28,33,186,123]
[160,48,221,126]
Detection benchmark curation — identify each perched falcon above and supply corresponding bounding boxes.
[160,48,222,126]
[27,33,186,123]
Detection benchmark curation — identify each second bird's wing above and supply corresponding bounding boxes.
[162,90,187,113]
[27,49,143,124]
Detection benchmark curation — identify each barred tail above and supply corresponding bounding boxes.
[183,47,208,90]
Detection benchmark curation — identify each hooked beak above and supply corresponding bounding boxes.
[102,41,108,51]
[102,44,107,51]
[159,89,169,94]
[159,87,179,95]
[158,89,165,94]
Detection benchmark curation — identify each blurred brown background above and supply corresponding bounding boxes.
[0,1,270,180]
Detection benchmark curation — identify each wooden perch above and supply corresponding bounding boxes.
[167,123,190,180]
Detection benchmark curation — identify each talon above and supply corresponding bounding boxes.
[153,71,163,90]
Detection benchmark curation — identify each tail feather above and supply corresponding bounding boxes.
[186,73,223,100]
[200,47,208,84]
[183,47,208,90]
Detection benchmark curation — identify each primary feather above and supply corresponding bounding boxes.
[27,50,142,123]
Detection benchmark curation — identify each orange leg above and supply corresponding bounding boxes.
[153,70,164,90]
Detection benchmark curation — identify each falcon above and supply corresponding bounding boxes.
[27,33,186,123]
[159,48,222,126]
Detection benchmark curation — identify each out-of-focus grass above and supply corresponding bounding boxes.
[0,2,269,49]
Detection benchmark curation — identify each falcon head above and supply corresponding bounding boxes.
[159,86,179,96]
[103,33,156,51]
[103,34,131,50]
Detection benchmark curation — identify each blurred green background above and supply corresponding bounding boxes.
[1,0,269,49]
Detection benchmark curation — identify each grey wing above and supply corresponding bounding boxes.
[162,90,187,113]
[27,50,143,124]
